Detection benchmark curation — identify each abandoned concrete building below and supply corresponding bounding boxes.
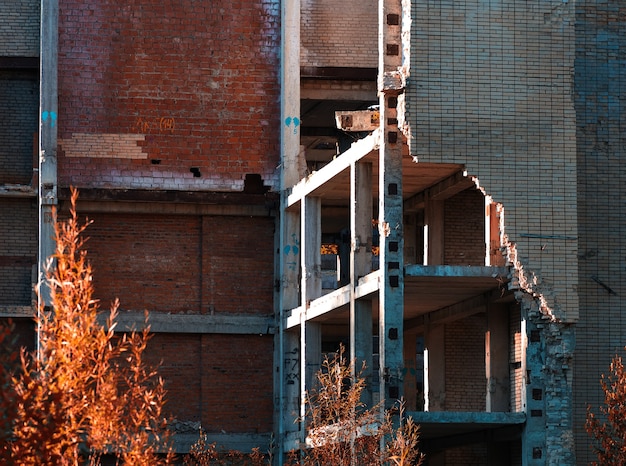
[0,0,624,464]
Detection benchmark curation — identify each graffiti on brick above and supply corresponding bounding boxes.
[41,110,57,128]
[284,346,299,385]
[285,116,300,134]
[133,116,176,134]
[283,233,300,271]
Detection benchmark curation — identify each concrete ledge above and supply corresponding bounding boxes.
[0,306,35,318]
[408,411,526,450]
[405,265,510,278]
[285,271,380,329]
[102,312,276,335]
[0,184,36,198]
[287,130,380,208]
[172,430,273,453]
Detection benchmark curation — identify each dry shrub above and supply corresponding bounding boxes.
[183,428,269,466]
[587,348,626,465]
[288,345,424,466]
[0,188,173,465]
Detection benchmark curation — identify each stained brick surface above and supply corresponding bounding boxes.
[0,198,37,306]
[444,314,486,411]
[57,0,281,192]
[0,73,38,185]
[0,1,40,57]
[301,0,377,68]
[407,0,579,321]
[573,2,626,463]
[444,188,485,266]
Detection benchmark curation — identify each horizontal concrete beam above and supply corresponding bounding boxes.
[287,131,379,208]
[72,200,273,217]
[0,184,37,198]
[405,293,487,333]
[404,171,474,212]
[285,271,380,329]
[408,410,526,426]
[171,429,273,454]
[100,312,276,335]
[405,265,510,278]
[0,306,35,318]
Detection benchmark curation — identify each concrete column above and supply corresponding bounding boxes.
[486,303,510,412]
[378,0,405,409]
[403,333,418,410]
[350,161,373,407]
[424,322,445,411]
[300,196,322,430]
[404,213,417,265]
[277,0,302,459]
[38,0,59,320]
[424,197,444,266]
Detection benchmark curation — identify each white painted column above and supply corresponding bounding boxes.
[277,0,302,459]
[38,0,59,358]
[350,161,373,407]
[300,196,322,428]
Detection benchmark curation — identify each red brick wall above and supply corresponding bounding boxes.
[200,334,274,433]
[83,213,275,316]
[77,212,275,432]
[0,198,37,306]
[201,216,275,315]
[145,334,203,423]
[444,188,485,266]
[444,314,486,411]
[57,0,280,192]
[84,213,202,313]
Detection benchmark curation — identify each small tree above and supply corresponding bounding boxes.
[586,348,626,465]
[0,188,173,465]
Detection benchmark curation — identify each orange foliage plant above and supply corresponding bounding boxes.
[0,188,173,465]
[586,348,626,465]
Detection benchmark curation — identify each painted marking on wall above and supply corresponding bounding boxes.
[285,116,300,134]
[41,110,57,128]
[284,347,299,385]
[283,233,300,271]
[133,116,176,134]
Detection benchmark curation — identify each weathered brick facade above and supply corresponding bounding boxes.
[0,1,40,57]
[2,0,626,463]
[57,0,281,192]
[0,198,37,306]
[573,1,626,463]
[301,0,377,69]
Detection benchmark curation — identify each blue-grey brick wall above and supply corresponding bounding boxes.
[0,1,40,57]
[0,198,37,306]
[574,1,626,463]
[0,73,39,185]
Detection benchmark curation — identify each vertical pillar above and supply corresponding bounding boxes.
[350,162,373,407]
[424,197,444,266]
[424,321,445,411]
[487,202,505,267]
[378,0,405,409]
[403,333,417,410]
[38,0,59,356]
[277,0,302,459]
[521,306,547,466]
[485,303,510,412]
[301,196,322,427]
[404,213,417,265]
